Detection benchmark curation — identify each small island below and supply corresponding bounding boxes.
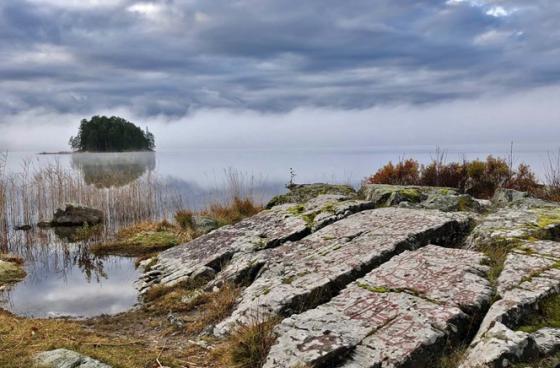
[69,115,155,152]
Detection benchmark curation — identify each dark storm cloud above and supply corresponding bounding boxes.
[1,0,560,117]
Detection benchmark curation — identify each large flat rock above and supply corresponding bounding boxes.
[140,195,373,290]
[214,208,471,336]
[263,245,492,368]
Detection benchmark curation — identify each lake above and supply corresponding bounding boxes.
[1,144,557,318]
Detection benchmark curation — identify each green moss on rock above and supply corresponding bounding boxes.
[266,183,356,208]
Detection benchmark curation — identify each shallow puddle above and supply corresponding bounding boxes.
[0,229,140,318]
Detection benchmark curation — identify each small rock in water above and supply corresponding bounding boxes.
[51,204,104,227]
[14,224,32,231]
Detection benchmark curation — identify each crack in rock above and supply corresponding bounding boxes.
[214,209,471,337]
[262,245,492,368]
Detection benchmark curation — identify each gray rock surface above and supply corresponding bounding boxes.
[134,184,560,368]
[459,322,535,368]
[532,328,560,356]
[34,349,111,368]
[266,183,357,208]
[263,245,492,368]
[140,195,373,291]
[465,205,560,249]
[360,184,484,212]
[192,215,220,234]
[214,209,471,336]
[51,204,104,226]
[460,240,560,367]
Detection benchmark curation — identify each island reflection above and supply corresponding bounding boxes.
[71,152,156,188]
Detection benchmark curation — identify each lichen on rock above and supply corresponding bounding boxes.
[266,183,357,208]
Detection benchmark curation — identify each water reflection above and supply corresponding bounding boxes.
[0,228,140,318]
[71,152,156,188]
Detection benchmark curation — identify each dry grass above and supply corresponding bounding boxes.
[201,196,263,227]
[184,284,241,334]
[0,309,183,368]
[543,150,560,202]
[215,316,279,368]
[174,210,194,230]
[433,343,468,368]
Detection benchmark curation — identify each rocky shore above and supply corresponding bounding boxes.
[24,183,560,367]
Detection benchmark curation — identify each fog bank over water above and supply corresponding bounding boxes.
[2,86,560,152]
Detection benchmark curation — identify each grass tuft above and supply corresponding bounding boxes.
[215,317,279,368]
[202,197,262,227]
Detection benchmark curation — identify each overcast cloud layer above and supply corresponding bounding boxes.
[1,0,559,150]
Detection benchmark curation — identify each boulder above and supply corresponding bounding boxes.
[263,245,492,368]
[459,322,536,368]
[493,188,531,206]
[192,215,219,234]
[34,349,111,368]
[266,183,356,208]
[51,204,104,227]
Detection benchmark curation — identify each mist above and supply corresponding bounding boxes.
[2,85,560,152]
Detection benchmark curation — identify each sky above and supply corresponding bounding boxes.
[1,0,560,151]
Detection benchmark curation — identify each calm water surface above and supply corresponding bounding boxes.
[1,145,557,318]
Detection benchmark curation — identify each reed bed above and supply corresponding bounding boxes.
[0,156,183,238]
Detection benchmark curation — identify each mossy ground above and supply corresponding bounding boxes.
[0,255,26,285]
[90,221,193,256]
[91,196,262,256]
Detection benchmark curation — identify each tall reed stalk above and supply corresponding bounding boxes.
[0,153,9,252]
[1,158,182,236]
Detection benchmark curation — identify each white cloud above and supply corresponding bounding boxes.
[127,2,163,17]
[486,6,517,17]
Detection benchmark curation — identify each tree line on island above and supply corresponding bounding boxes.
[69,116,155,152]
